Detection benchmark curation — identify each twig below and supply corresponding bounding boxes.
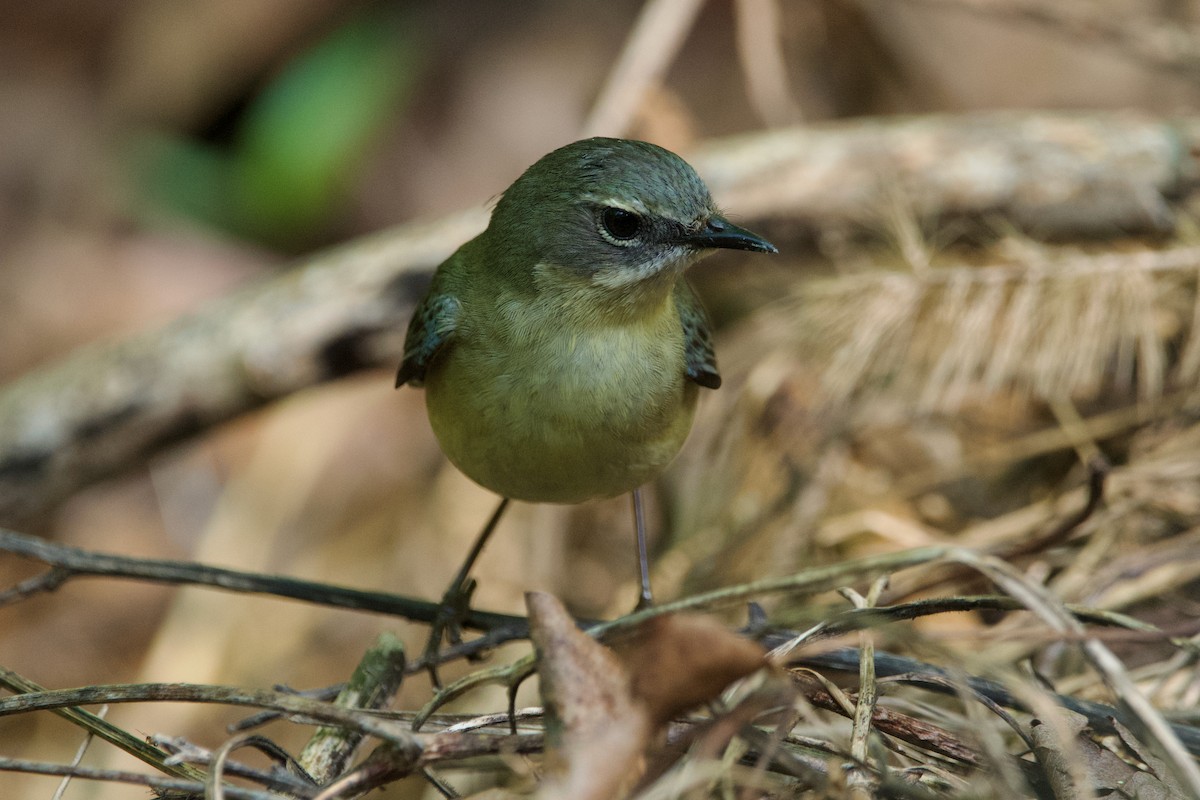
[207,733,314,800]
[0,566,69,605]
[0,680,421,751]
[886,458,1109,600]
[948,549,1200,796]
[783,646,1200,758]
[51,704,106,800]
[154,735,316,795]
[8,518,1200,773]
[843,578,887,798]
[788,594,1200,652]
[799,686,982,768]
[733,0,803,126]
[582,0,706,137]
[298,632,407,784]
[0,665,205,783]
[0,527,518,631]
[1001,455,1108,558]
[321,730,543,799]
[0,757,279,800]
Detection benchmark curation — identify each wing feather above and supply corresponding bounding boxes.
[395,291,460,388]
[676,281,721,390]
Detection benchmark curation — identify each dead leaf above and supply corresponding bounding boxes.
[527,591,650,800]
[608,612,767,729]
[1030,709,1186,800]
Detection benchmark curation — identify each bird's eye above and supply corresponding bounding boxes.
[600,207,642,243]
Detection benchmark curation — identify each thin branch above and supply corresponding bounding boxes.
[153,735,316,795]
[0,527,519,632]
[780,646,1200,759]
[948,549,1200,795]
[799,685,982,768]
[298,632,407,784]
[207,734,314,800]
[0,757,281,800]
[0,566,69,605]
[0,665,206,783]
[51,705,105,800]
[6,520,1200,765]
[0,680,422,751]
[734,0,803,126]
[582,0,706,137]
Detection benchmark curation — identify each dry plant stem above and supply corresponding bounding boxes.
[998,455,1108,558]
[0,527,520,633]
[887,457,1108,600]
[0,681,422,751]
[0,679,540,792]
[207,733,306,800]
[844,578,887,799]
[889,0,1200,80]
[52,704,105,800]
[800,687,981,768]
[949,550,1200,797]
[0,758,280,800]
[299,632,407,784]
[313,732,543,800]
[0,665,205,782]
[733,0,803,126]
[815,596,1199,652]
[1,114,1199,525]
[8,521,1199,755]
[152,735,316,794]
[411,546,956,726]
[396,544,1200,748]
[786,646,1200,758]
[735,726,831,786]
[582,0,706,137]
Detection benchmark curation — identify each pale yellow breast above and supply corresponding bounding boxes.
[424,295,697,504]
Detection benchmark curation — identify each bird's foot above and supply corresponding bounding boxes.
[422,577,478,688]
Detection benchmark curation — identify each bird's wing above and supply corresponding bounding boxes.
[395,289,461,388]
[676,281,721,390]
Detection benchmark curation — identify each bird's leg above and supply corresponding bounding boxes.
[424,496,510,686]
[632,488,654,610]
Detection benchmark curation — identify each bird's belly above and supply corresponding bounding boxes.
[424,327,697,504]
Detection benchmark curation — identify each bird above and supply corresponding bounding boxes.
[396,137,776,664]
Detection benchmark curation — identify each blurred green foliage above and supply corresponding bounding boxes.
[134,6,419,248]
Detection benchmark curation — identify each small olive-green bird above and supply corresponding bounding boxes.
[396,137,775,613]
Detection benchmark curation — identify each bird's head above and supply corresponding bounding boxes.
[487,138,775,310]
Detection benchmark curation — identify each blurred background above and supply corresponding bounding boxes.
[3,1,1200,797]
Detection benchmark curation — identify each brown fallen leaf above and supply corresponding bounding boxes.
[527,595,769,800]
[527,591,650,800]
[1030,709,1186,800]
[607,612,768,729]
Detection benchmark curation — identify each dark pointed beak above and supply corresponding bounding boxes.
[684,216,777,254]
